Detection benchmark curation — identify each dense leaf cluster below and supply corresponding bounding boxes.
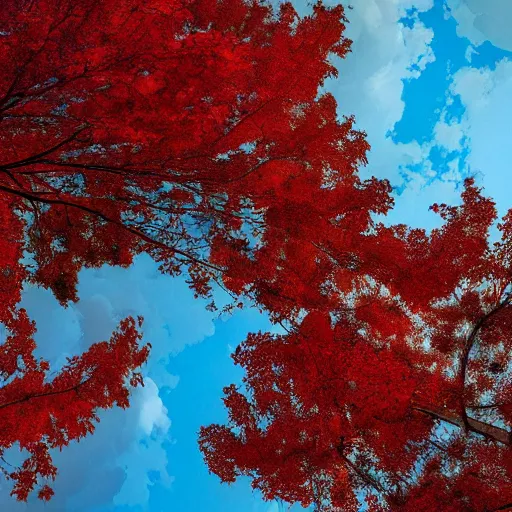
[1,0,512,510]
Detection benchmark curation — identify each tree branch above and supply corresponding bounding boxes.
[341,455,387,496]
[413,405,511,445]
[458,294,512,430]
[0,127,89,170]
[0,183,223,273]
[493,503,512,511]
[0,376,92,412]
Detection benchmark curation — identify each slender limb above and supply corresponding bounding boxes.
[458,293,512,430]
[0,377,92,411]
[0,127,89,170]
[494,504,512,511]
[0,183,223,273]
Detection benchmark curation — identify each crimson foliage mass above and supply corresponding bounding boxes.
[1,1,511,510]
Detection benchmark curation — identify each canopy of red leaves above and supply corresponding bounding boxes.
[0,0,391,502]
[4,0,512,510]
[200,180,512,511]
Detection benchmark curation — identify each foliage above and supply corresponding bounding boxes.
[5,0,511,509]
[200,179,512,511]
[0,0,390,502]
[0,312,148,501]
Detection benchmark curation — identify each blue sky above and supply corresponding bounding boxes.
[2,0,512,510]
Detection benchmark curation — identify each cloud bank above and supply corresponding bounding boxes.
[0,254,218,511]
[446,0,512,52]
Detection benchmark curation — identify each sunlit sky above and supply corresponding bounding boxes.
[2,0,512,510]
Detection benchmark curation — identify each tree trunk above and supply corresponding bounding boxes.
[413,405,511,445]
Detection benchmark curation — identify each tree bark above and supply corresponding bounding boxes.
[413,405,511,445]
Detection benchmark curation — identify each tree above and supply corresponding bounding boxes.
[0,0,393,502]
[0,0,390,309]
[199,179,512,511]
[0,314,149,502]
[1,191,150,501]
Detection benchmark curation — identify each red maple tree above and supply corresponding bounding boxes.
[0,0,392,502]
[200,179,512,511]
[0,0,390,309]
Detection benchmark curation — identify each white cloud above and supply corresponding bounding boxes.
[113,378,173,508]
[384,167,465,230]
[433,113,466,153]
[464,44,477,63]
[0,379,173,511]
[138,378,171,436]
[322,1,512,232]
[0,254,220,510]
[446,0,512,52]
[402,56,512,233]
[313,0,439,231]
[449,58,512,217]
[21,253,216,390]
[324,0,435,183]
